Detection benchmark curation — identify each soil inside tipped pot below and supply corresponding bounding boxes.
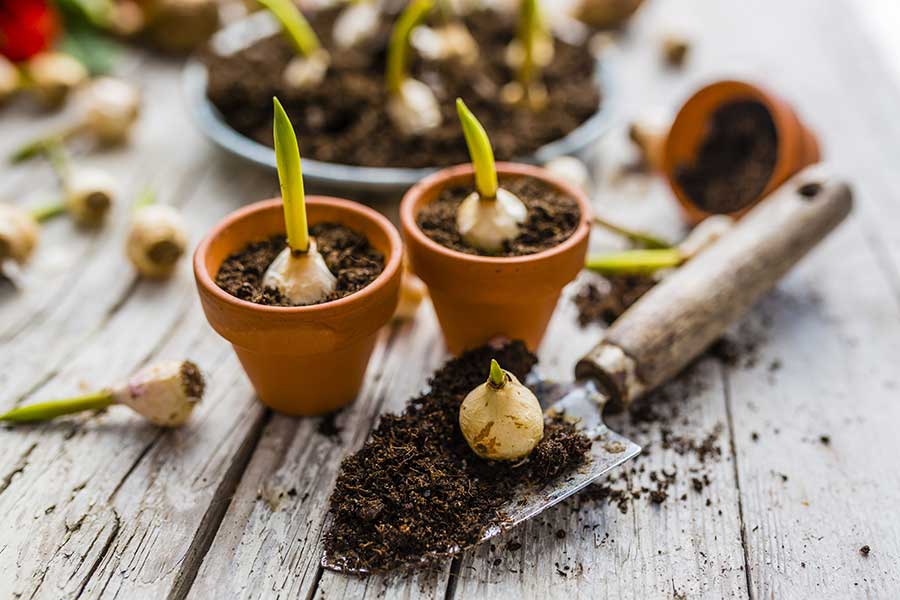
[323,340,591,573]
[215,222,384,306]
[674,100,777,214]
[202,4,600,169]
[416,176,581,256]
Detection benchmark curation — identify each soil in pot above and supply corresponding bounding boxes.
[323,340,591,573]
[673,100,777,214]
[416,175,581,256]
[215,222,384,306]
[203,4,601,169]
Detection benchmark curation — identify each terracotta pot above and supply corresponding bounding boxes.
[663,80,821,225]
[401,162,592,354]
[194,197,403,416]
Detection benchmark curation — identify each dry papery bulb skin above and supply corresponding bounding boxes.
[65,167,117,227]
[0,204,40,264]
[82,77,142,145]
[126,201,189,278]
[25,52,89,108]
[459,359,544,461]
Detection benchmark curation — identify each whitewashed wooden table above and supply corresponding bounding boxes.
[2,1,899,598]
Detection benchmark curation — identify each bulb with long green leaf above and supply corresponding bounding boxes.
[258,0,330,91]
[503,0,552,110]
[0,360,204,427]
[333,0,380,49]
[262,98,337,305]
[455,98,527,253]
[386,0,442,136]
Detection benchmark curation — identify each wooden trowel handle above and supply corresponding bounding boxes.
[575,167,852,411]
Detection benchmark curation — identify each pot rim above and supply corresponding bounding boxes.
[193,196,403,315]
[400,162,593,266]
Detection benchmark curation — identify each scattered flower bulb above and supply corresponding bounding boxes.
[0,360,205,427]
[0,204,40,264]
[459,359,544,461]
[24,51,88,108]
[81,77,142,145]
[677,214,733,260]
[572,0,645,30]
[126,204,189,278]
[387,78,442,136]
[65,167,117,227]
[263,239,337,305]
[411,22,478,65]
[544,156,591,193]
[457,187,527,253]
[333,1,380,49]
[283,49,330,91]
[0,56,19,102]
[627,113,669,172]
[393,262,428,321]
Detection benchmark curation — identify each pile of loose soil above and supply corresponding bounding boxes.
[573,275,656,326]
[674,100,778,214]
[416,176,581,256]
[203,4,601,168]
[323,341,591,573]
[215,222,384,306]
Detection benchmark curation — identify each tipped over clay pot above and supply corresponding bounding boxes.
[401,162,591,354]
[194,197,402,416]
[663,80,821,225]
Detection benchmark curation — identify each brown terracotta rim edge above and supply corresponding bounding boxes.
[401,162,593,266]
[193,196,403,314]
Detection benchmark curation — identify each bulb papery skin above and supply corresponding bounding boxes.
[333,1,380,49]
[283,50,330,92]
[65,168,117,227]
[114,360,205,427]
[262,240,337,306]
[25,52,89,108]
[387,79,443,137]
[411,23,478,65]
[82,77,142,145]
[126,205,189,278]
[456,188,527,253]
[459,370,544,461]
[0,57,19,102]
[544,156,591,193]
[0,204,40,264]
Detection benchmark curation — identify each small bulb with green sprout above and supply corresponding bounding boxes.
[0,200,72,266]
[126,189,189,279]
[411,0,478,65]
[386,0,442,136]
[0,360,205,427]
[42,144,117,227]
[262,97,337,305]
[23,52,89,108]
[459,359,544,461]
[0,56,19,103]
[455,98,527,253]
[502,0,552,110]
[333,0,380,49]
[258,0,330,92]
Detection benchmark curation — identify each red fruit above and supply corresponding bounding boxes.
[0,0,59,62]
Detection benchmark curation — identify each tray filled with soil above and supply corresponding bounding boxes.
[184,0,613,192]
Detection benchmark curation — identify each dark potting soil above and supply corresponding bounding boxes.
[180,361,205,400]
[215,223,384,307]
[416,176,581,256]
[323,341,591,573]
[574,275,656,326]
[203,4,600,169]
[674,100,778,214]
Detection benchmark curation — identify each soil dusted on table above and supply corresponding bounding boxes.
[416,176,581,256]
[323,341,591,573]
[203,3,600,169]
[574,275,656,326]
[215,223,384,306]
[674,100,777,214]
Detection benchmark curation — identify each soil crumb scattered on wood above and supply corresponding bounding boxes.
[860,544,871,557]
[416,176,581,256]
[323,341,591,573]
[573,275,656,326]
[215,223,384,306]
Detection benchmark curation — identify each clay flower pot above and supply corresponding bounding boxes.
[401,162,592,354]
[663,80,821,224]
[194,197,402,416]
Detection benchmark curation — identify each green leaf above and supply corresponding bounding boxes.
[58,26,120,75]
[517,0,540,86]
[456,98,498,199]
[0,391,114,423]
[489,359,505,387]
[257,0,321,57]
[386,0,433,94]
[272,97,309,253]
[585,249,684,275]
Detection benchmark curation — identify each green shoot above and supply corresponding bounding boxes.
[273,97,309,253]
[257,0,321,57]
[517,0,541,87]
[593,215,672,249]
[585,248,684,276]
[456,98,498,199]
[134,186,156,210]
[489,359,505,387]
[0,390,114,423]
[30,202,67,222]
[386,0,433,95]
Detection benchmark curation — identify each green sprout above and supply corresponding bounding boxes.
[0,390,115,423]
[456,98,498,199]
[386,0,433,95]
[257,0,321,57]
[273,97,309,254]
[593,215,672,249]
[518,0,539,88]
[489,359,505,387]
[585,248,684,276]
